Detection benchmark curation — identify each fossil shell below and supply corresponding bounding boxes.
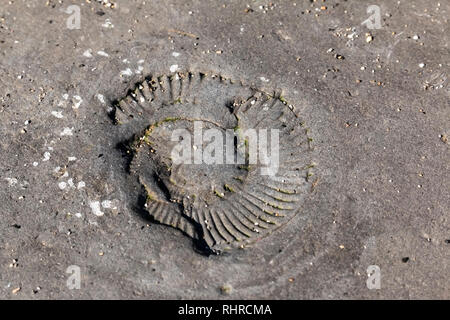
[110,71,314,253]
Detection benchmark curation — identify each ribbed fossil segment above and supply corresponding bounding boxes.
[111,71,314,253]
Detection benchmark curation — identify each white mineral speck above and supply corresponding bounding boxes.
[67,178,74,188]
[83,49,93,58]
[5,178,18,186]
[101,200,112,208]
[97,51,109,57]
[73,96,83,109]
[42,152,50,162]
[51,111,63,118]
[135,66,144,74]
[60,127,73,136]
[89,201,104,216]
[102,19,114,28]
[58,182,67,190]
[95,94,106,104]
[77,181,86,189]
[120,68,133,77]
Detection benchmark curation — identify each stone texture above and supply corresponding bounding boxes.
[0,0,448,299]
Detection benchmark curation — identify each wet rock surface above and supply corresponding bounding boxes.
[0,0,448,299]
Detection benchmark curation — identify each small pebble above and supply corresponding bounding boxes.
[220,284,232,295]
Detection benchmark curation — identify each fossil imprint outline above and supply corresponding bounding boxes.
[109,71,315,253]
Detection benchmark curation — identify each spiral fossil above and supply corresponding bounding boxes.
[110,71,315,253]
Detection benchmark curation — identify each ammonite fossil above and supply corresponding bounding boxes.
[110,71,314,253]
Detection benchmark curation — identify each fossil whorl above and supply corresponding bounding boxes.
[110,71,315,253]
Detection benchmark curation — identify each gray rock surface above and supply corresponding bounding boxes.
[0,0,448,299]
